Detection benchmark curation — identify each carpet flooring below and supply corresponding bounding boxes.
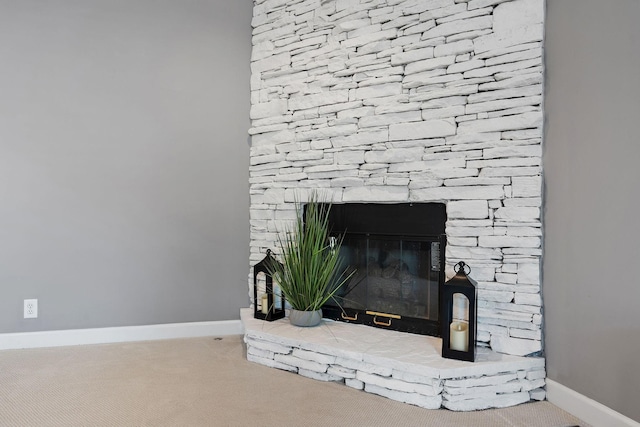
[0,335,588,426]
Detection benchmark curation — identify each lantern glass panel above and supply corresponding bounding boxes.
[272,281,282,311]
[450,293,470,352]
[255,273,268,314]
[452,292,469,323]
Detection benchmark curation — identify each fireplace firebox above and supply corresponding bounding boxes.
[310,203,446,337]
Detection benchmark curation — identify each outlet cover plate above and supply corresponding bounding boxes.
[24,299,38,319]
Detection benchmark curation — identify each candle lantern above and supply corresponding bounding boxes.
[253,249,285,321]
[441,261,477,362]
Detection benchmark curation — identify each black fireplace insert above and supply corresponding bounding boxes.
[309,203,446,337]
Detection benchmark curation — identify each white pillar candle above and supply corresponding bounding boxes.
[449,321,469,352]
[261,294,269,314]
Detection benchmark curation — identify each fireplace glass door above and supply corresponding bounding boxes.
[316,203,446,337]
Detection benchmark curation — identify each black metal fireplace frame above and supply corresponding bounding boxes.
[306,202,447,337]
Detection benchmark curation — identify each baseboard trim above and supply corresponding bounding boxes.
[546,378,639,427]
[0,320,244,350]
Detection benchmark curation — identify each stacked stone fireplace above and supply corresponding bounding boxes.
[246,0,545,410]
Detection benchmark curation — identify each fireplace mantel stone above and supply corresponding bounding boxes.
[242,309,545,411]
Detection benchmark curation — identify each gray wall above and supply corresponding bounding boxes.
[544,0,640,422]
[0,0,252,333]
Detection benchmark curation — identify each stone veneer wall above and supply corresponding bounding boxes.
[248,0,544,357]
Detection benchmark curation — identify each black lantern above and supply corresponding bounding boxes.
[253,249,285,321]
[441,261,477,362]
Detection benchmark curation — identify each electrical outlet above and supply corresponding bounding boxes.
[24,299,38,319]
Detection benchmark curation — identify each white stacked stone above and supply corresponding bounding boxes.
[249,0,544,360]
[242,309,545,411]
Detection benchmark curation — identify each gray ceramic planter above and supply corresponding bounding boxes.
[288,309,323,327]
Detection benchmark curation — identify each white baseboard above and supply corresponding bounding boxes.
[546,378,640,427]
[0,320,244,350]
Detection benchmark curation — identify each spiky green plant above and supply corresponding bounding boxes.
[268,194,354,312]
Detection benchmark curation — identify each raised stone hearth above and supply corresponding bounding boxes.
[242,309,545,411]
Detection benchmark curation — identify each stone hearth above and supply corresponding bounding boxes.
[242,309,545,411]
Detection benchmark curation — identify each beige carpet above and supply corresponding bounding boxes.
[0,335,587,427]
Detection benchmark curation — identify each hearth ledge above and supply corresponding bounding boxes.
[241,308,545,411]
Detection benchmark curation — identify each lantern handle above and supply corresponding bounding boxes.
[454,261,471,275]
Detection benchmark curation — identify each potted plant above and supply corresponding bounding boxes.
[268,193,354,327]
